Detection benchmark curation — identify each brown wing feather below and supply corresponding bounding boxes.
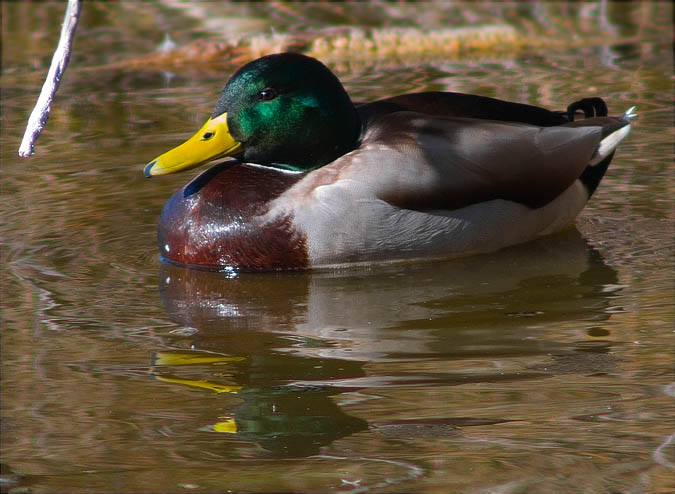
[346,112,603,210]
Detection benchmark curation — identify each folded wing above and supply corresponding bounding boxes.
[346,112,605,210]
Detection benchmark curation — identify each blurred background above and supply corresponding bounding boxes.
[1,2,673,493]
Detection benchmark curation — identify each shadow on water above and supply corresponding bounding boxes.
[151,228,621,458]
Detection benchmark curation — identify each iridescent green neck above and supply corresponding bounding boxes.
[212,53,361,171]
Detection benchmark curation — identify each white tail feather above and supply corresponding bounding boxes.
[588,111,633,166]
[623,106,638,119]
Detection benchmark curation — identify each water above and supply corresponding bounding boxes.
[2,3,673,493]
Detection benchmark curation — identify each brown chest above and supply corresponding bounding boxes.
[157,163,309,270]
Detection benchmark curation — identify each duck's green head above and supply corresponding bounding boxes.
[144,52,361,177]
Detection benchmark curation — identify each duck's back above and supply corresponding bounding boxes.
[357,91,571,127]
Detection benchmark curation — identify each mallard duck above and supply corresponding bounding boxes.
[144,52,634,270]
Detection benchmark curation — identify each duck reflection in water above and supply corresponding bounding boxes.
[151,229,621,458]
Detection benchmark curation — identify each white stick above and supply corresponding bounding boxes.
[18,0,82,158]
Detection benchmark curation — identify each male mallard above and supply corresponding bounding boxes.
[144,52,634,270]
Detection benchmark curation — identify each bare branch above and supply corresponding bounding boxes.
[18,0,82,158]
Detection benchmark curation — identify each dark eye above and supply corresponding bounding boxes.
[258,87,278,102]
[201,131,215,141]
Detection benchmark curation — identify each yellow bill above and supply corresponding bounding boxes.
[144,112,243,177]
[211,416,238,434]
[154,375,242,394]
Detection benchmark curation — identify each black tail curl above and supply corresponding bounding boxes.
[566,97,608,121]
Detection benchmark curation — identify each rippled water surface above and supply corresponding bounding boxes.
[2,2,673,493]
